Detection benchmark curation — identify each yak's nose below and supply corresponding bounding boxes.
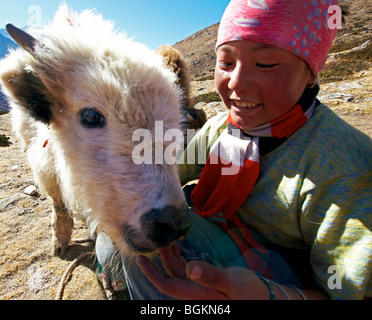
[142,205,192,248]
[151,220,191,248]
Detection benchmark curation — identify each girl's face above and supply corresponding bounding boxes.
[215,41,314,130]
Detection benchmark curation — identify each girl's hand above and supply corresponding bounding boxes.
[136,243,270,300]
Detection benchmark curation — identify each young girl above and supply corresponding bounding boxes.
[98,0,371,300]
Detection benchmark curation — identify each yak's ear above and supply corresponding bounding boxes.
[1,24,52,124]
[6,24,37,54]
[2,66,53,124]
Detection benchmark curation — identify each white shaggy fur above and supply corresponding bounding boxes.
[0,4,188,256]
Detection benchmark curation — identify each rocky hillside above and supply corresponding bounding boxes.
[174,23,219,81]
[0,91,8,113]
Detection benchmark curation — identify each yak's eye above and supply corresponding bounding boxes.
[80,108,106,128]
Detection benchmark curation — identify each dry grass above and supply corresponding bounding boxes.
[321,42,372,83]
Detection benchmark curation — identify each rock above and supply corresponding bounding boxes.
[194,102,206,109]
[338,81,364,91]
[28,266,57,293]
[24,185,38,197]
[0,193,30,211]
[318,92,355,101]
[350,40,371,52]
[206,102,220,108]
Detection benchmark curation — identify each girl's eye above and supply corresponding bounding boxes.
[219,62,233,68]
[257,63,278,69]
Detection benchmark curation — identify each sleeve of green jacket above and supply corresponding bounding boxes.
[300,171,372,300]
[178,112,228,186]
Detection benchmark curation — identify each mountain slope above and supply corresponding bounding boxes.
[0,32,17,58]
[0,32,18,112]
[173,23,219,81]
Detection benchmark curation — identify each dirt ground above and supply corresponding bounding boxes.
[0,118,111,300]
[1,68,371,300]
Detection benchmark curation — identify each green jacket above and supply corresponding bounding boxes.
[178,104,372,300]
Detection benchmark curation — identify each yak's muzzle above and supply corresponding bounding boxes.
[123,204,192,253]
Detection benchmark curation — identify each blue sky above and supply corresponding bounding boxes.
[0,0,229,50]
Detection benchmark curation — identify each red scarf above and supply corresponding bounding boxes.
[191,86,319,279]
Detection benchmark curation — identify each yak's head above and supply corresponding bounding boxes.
[0,5,191,255]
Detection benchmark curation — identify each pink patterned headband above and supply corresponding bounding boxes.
[216,0,339,75]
